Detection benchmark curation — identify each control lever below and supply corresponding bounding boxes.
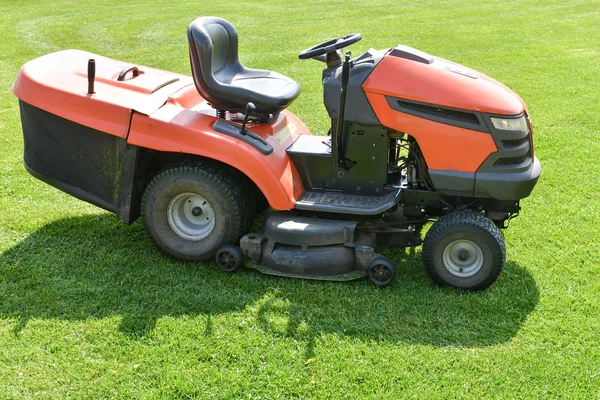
[336,51,356,170]
[241,102,256,135]
[87,59,96,94]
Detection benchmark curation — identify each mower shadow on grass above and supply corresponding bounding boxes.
[254,255,539,353]
[0,214,538,348]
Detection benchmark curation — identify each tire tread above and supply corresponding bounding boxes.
[141,163,254,261]
[422,210,505,290]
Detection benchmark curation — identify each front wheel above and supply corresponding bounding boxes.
[422,210,505,290]
[141,165,253,261]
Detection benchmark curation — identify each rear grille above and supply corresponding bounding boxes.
[396,100,480,125]
[494,155,530,167]
[502,138,528,148]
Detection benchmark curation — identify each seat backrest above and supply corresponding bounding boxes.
[187,16,301,115]
[187,17,242,110]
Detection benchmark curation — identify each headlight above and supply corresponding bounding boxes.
[490,115,528,132]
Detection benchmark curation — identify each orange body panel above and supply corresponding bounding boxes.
[363,52,527,173]
[12,50,192,138]
[363,54,525,115]
[13,50,307,210]
[128,85,306,209]
[365,93,497,172]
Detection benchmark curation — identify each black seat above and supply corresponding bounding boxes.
[187,17,301,115]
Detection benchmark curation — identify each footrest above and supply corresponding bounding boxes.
[295,189,401,215]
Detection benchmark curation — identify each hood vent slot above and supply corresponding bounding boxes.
[396,100,481,125]
[501,138,528,148]
[494,154,530,167]
[385,97,488,132]
[390,45,434,65]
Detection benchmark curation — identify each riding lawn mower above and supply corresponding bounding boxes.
[12,17,540,289]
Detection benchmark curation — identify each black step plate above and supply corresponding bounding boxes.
[295,189,401,215]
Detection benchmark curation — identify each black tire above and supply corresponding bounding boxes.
[367,256,396,287]
[141,165,253,261]
[422,210,505,291]
[215,245,244,272]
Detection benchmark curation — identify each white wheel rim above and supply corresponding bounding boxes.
[442,239,484,278]
[167,192,215,241]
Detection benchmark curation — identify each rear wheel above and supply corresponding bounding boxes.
[141,165,253,261]
[422,210,505,290]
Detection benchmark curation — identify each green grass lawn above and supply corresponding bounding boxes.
[1,0,599,398]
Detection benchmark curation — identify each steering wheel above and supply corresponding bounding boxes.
[298,33,362,60]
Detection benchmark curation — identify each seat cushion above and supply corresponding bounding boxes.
[227,71,301,109]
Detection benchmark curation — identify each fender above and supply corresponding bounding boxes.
[128,86,306,210]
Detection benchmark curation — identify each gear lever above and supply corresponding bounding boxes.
[241,102,256,135]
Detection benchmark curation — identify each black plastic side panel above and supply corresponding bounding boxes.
[475,156,541,200]
[286,135,332,190]
[428,169,475,197]
[287,124,389,195]
[19,101,125,214]
[116,145,140,224]
[335,123,389,193]
[322,49,386,125]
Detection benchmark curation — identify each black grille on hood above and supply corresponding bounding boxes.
[494,154,530,167]
[396,100,481,125]
[501,137,529,148]
[385,96,489,132]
